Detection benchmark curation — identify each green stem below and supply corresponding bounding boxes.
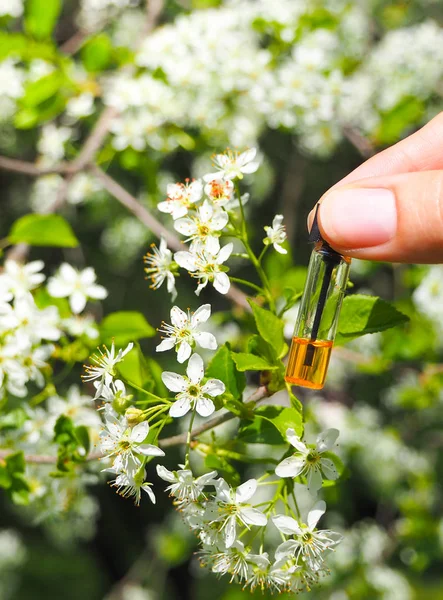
[229,277,265,295]
[184,408,197,469]
[258,244,269,264]
[234,181,276,313]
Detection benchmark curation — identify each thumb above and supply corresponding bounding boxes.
[311,170,443,264]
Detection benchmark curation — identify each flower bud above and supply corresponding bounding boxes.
[125,407,145,426]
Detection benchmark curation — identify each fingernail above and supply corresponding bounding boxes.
[317,188,397,248]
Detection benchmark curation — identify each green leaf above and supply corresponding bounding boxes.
[239,405,303,445]
[117,342,149,388]
[255,405,303,438]
[8,214,79,248]
[0,408,28,431]
[5,451,26,474]
[81,34,113,72]
[335,295,409,345]
[25,0,61,39]
[21,71,64,107]
[249,301,285,356]
[75,426,90,454]
[0,32,57,62]
[206,344,245,400]
[231,352,278,372]
[100,311,155,346]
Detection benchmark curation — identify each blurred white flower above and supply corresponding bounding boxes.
[161,353,225,418]
[66,93,95,119]
[0,260,45,297]
[37,123,72,163]
[48,263,107,314]
[0,0,23,17]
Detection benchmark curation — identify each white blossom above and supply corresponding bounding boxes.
[161,353,225,418]
[204,148,259,181]
[156,464,217,501]
[110,465,156,505]
[174,239,233,296]
[264,214,288,254]
[100,414,164,474]
[174,201,229,251]
[82,342,133,398]
[66,93,95,120]
[204,178,234,208]
[156,304,217,363]
[47,263,108,314]
[158,180,203,220]
[206,478,267,548]
[0,260,45,297]
[275,428,339,495]
[144,238,177,300]
[273,501,342,571]
[37,123,72,163]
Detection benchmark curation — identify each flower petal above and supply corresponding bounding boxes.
[70,290,87,314]
[169,396,191,418]
[307,500,326,530]
[285,428,307,453]
[174,251,196,271]
[156,338,176,352]
[307,468,323,496]
[317,428,339,453]
[240,507,267,527]
[235,478,257,504]
[177,341,192,364]
[156,464,176,482]
[130,421,149,443]
[196,397,215,417]
[201,378,225,397]
[170,305,188,328]
[138,444,165,457]
[191,304,211,327]
[194,331,217,350]
[272,515,302,536]
[213,272,230,295]
[186,353,204,384]
[161,372,187,392]
[224,515,237,548]
[275,455,306,478]
[321,458,339,481]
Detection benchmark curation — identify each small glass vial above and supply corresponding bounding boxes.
[285,242,351,390]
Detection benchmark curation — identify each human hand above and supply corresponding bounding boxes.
[310,112,443,263]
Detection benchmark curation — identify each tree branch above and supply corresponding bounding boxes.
[91,165,250,310]
[342,126,376,158]
[0,387,269,464]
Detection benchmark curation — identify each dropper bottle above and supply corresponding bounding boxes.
[285,204,351,390]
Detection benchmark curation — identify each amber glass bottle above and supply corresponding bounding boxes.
[285,242,351,389]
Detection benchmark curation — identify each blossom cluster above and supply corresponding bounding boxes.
[155,465,342,593]
[144,148,287,299]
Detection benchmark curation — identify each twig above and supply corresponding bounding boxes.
[91,166,250,310]
[71,106,118,172]
[0,387,269,464]
[60,30,89,55]
[0,156,70,176]
[91,165,182,251]
[143,0,165,36]
[342,126,376,159]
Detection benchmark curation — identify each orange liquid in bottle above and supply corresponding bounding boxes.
[285,337,333,390]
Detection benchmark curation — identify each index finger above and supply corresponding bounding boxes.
[334,112,443,188]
